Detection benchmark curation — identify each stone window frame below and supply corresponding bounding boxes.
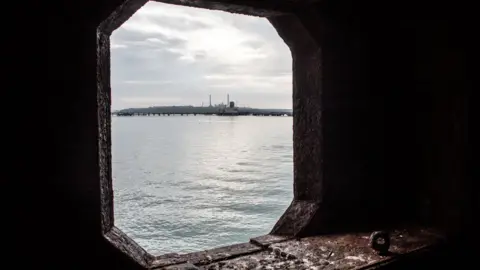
[97,0,325,267]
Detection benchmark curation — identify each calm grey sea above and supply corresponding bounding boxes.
[112,115,293,255]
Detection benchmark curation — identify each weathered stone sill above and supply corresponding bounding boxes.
[150,227,444,269]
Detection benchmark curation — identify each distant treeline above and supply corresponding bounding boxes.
[114,106,292,115]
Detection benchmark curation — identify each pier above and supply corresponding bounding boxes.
[113,111,292,117]
[113,94,293,117]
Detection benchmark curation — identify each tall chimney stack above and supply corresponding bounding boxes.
[209,95,212,107]
[227,94,229,104]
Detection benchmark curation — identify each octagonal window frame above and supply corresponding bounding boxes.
[96,0,316,267]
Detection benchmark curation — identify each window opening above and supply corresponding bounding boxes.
[109,1,293,255]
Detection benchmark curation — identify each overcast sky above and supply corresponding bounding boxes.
[110,1,292,110]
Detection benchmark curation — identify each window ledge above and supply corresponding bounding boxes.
[151,227,444,269]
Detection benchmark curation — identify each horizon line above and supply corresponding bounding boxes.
[113,105,293,111]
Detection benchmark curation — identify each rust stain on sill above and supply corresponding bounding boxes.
[153,227,444,269]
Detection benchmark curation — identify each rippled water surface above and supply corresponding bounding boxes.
[112,116,293,255]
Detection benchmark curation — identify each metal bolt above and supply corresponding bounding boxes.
[369,231,390,255]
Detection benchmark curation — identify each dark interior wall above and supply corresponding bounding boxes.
[14,0,471,268]
[38,0,145,268]
[308,1,471,234]
[367,8,471,235]
[391,16,470,236]
[409,18,471,235]
[270,1,472,234]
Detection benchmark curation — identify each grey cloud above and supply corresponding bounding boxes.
[241,40,264,50]
[112,46,186,84]
[112,28,186,48]
[206,63,240,75]
[113,27,152,42]
[149,16,212,31]
[223,14,283,42]
[239,18,282,41]
[206,59,291,78]
[111,2,292,110]
[193,51,207,60]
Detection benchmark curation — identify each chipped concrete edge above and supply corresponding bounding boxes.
[151,234,293,268]
[249,234,293,248]
[150,242,264,269]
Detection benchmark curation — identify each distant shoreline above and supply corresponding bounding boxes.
[113,106,292,115]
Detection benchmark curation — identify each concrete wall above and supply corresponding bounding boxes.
[15,0,472,268]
